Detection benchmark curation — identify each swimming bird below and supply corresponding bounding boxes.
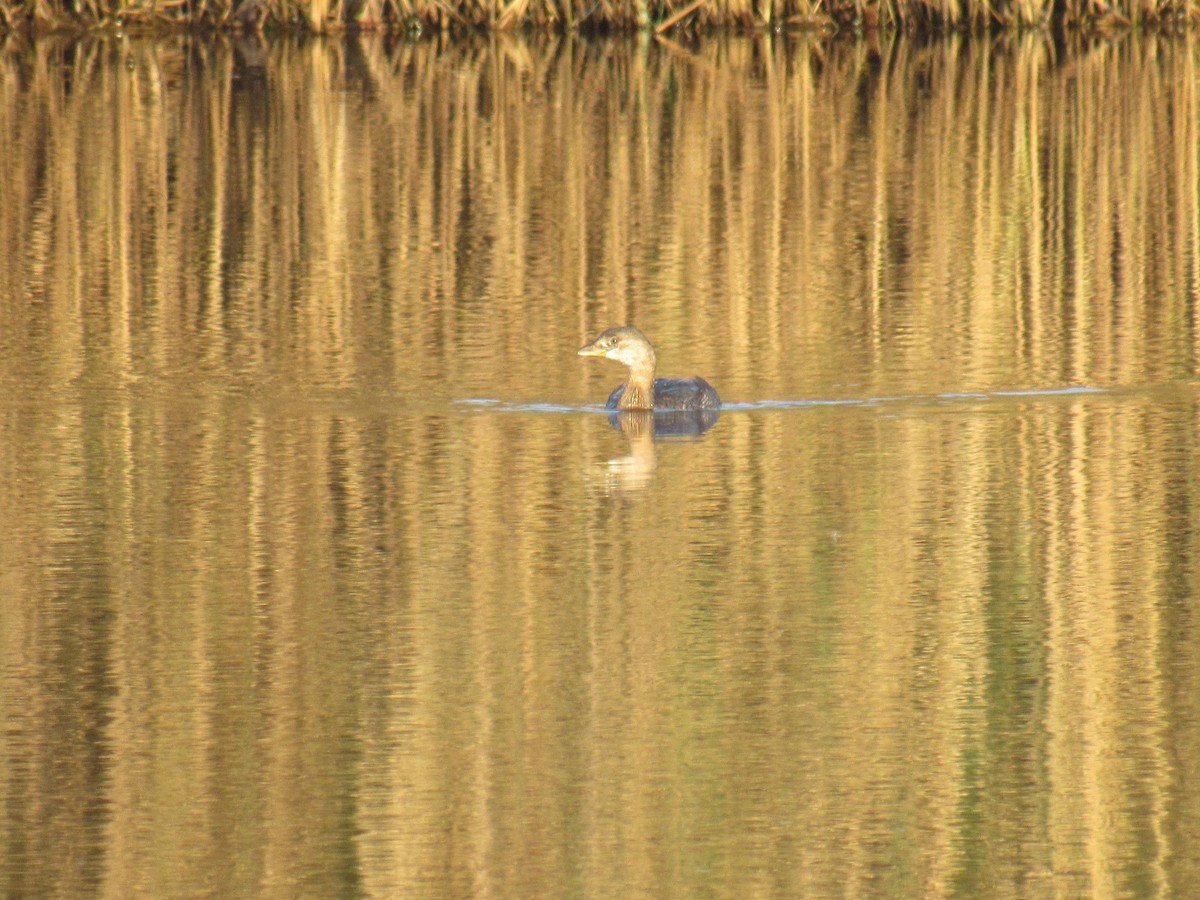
[578,326,720,411]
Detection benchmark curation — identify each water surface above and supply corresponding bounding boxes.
[2,31,1200,897]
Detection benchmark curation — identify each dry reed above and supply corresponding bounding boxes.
[0,0,1196,32]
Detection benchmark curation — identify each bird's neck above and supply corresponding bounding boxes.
[619,361,656,410]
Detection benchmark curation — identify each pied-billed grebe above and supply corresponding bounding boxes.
[578,326,720,411]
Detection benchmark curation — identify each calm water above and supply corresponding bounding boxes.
[2,30,1200,897]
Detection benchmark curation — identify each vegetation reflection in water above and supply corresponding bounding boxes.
[2,31,1200,899]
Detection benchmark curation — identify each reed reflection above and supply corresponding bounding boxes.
[2,35,1198,402]
[1,28,1200,900]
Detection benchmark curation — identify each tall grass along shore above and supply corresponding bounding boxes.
[0,0,1196,34]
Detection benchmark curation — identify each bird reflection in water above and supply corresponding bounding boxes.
[592,408,721,493]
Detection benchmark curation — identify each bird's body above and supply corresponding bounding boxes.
[578,326,720,411]
[604,378,720,411]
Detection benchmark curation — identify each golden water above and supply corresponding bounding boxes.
[2,31,1199,897]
